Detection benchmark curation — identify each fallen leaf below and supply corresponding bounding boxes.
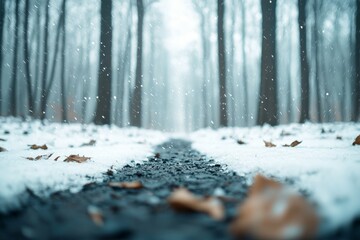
[336,136,343,140]
[236,140,246,145]
[283,140,302,147]
[154,152,161,158]
[352,135,360,146]
[0,146,7,152]
[64,154,90,163]
[81,140,96,147]
[168,188,224,220]
[29,144,48,150]
[25,153,54,161]
[87,205,104,226]
[264,140,276,148]
[108,181,143,189]
[230,174,318,239]
[0,138,6,141]
[54,156,60,161]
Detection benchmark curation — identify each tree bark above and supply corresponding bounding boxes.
[60,0,67,123]
[313,0,322,122]
[217,0,228,127]
[10,0,20,116]
[257,0,278,126]
[130,0,144,127]
[94,0,112,125]
[23,0,35,117]
[298,0,310,123]
[240,0,249,126]
[0,0,5,115]
[353,0,360,121]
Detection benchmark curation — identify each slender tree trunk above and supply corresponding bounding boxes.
[353,0,360,121]
[200,13,209,127]
[228,2,236,126]
[257,0,278,126]
[94,0,112,125]
[217,0,228,127]
[130,0,144,127]
[240,0,249,126]
[298,0,310,123]
[313,0,322,122]
[40,0,50,120]
[0,0,5,115]
[60,0,67,122]
[34,4,41,117]
[10,0,20,116]
[23,0,35,117]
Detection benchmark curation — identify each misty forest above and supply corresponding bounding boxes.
[0,0,358,131]
[1,0,360,239]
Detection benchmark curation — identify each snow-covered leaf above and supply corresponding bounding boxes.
[64,154,91,163]
[29,144,48,150]
[264,140,276,147]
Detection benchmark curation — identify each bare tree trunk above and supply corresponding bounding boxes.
[40,0,50,120]
[0,0,6,115]
[228,1,236,127]
[257,0,278,126]
[353,0,360,121]
[298,0,310,123]
[23,0,35,117]
[34,3,41,117]
[130,0,144,127]
[60,0,67,122]
[240,0,249,126]
[94,0,112,125]
[200,13,209,127]
[10,0,20,116]
[217,0,228,127]
[313,0,322,122]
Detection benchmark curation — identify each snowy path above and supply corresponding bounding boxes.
[190,122,360,234]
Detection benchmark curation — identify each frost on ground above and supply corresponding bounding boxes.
[0,118,168,213]
[190,122,360,234]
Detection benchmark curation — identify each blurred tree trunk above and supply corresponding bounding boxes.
[23,0,35,117]
[60,0,67,123]
[298,0,310,123]
[217,0,228,127]
[353,0,360,121]
[313,0,322,122]
[94,0,112,125]
[240,0,249,126]
[130,0,144,127]
[40,0,50,120]
[0,0,5,115]
[10,0,20,116]
[257,0,278,126]
[34,3,41,117]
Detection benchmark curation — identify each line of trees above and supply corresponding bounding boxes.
[0,0,358,130]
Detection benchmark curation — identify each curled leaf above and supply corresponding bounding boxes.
[25,153,54,161]
[54,156,60,161]
[352,135,360,146]
[168,188,224,220]
[29,144,48,150]
[264,140,276,148]
[283,140,302,147]
[64,154,90,163]
[109,181,143,189]
[87,205,103,226]
[230,174,318,239]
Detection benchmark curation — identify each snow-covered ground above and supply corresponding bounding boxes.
[190,122,360,233]
[0,118,168,213]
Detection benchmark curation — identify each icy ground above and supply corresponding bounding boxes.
[0,119,359,235]
[0,118,167,213]
[190,122,360,233]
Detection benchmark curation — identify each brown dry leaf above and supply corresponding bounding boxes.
[230,174,318,240]
[108,181,143,189]
[25,153,54,161]
[29,144,48,150]
[87,205,103,226]
[283,140,302,147]
[168,188,224,220]
[64,154,91,163]
[263,140,276,148]
[81,140,96,147]
[0,146,7,152]
[352,135,360,146]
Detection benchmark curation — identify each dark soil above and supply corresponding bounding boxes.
[0,139,359,240]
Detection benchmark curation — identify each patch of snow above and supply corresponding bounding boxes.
[0,118,168,213]
[190,122,360,234]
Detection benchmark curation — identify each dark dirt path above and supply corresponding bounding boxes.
[0,140,248,240]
